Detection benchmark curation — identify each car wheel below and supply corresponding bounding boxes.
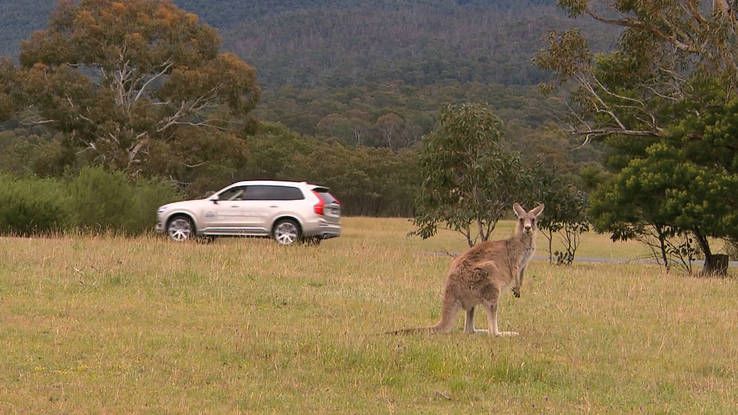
[167,215,194,241]
[273,219,301,246]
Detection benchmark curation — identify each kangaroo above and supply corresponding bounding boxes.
[391,203,544,336]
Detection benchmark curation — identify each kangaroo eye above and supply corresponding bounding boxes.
[519,218,524,223]
[532,218,535,224]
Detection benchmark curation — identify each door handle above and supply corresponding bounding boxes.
[230,205,239,208]
[269,205,279,208]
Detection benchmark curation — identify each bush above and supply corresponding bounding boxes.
[68,167,181,235]
[0,175,69,235]
[0,168,182,236]
[126,176,182,235]
[68,167,134,232]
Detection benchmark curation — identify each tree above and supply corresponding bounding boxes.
[588,158,699,274]
[413,103,530,247]
[534,165,589,265]
[0,59,23,122]
[17,0,259,174]
[537,0,738,275]
[538,0,737,141]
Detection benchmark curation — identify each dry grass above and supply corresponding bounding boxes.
[0,218,736,413]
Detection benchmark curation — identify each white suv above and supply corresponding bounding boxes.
[155,180,341,245]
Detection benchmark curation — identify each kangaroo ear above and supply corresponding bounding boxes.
[530,203,544,217]
[513,203,526,218]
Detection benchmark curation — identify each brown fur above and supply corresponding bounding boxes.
[390,203,543,336]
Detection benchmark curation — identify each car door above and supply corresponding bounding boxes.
[205,186,251,231]
[241,185,288,233]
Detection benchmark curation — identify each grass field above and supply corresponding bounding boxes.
[1,217,736,413]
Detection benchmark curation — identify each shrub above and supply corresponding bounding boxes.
[126,177,182,235]
[68,167,134,232]
[0,168,182,236]
[68,167,181,235]
[0,175,69,235]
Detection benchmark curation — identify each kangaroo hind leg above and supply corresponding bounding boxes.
[482,292,518,337]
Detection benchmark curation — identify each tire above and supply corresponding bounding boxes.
[273,219,301,246]
[167,215,195,242]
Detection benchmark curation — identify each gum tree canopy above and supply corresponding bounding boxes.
[537,0,738,275]
[18,0,259,173]
[413,103,529,247]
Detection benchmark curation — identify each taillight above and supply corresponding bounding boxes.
[312,190,325,215]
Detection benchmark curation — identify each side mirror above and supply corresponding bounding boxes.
[208,194,219,204]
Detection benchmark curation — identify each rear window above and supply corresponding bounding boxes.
[312,187,339,204]
[243,185,304,201]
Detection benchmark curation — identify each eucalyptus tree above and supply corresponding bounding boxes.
[18,0,259,174]
[536,0,738,274]
[413,103,531,247]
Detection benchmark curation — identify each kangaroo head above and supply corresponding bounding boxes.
[513,203,544,236]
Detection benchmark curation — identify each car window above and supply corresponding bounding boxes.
[312,187,338,204]
[243,185,304,201]
[218,186,247,201]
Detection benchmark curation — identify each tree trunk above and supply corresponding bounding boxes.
[693,229,727,276]
[655,225,670,273]
[703,254,729,277]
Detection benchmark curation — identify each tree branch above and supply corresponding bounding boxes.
[584,8,698,53]
[133,59,173,103]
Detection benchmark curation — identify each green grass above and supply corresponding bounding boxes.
[0,218,736,413]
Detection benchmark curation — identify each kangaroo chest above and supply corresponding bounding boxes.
[520,245,535,269]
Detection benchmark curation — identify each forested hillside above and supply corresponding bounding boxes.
[0,0,616,147]
[1,1,615,87]
[0,0,616,217]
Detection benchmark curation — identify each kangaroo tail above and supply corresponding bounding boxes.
[385,326,438,335]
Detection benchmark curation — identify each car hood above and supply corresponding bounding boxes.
[158,199,211,212]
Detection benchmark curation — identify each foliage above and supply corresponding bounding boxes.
[16,0,259,174]
[533,165,589,264]
[539,0,738,275]
[68,167,181,234]
[0,1,616,145]
[589,130,738,274]
[0,174,69,235]
[240,122,420,216]
[0,59,23,122]
[0,168,181,236]
[413,103,530,246]
[538,0,738,140]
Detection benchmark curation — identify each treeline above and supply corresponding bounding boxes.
[0,122,420,218]
[256,82,559,145]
